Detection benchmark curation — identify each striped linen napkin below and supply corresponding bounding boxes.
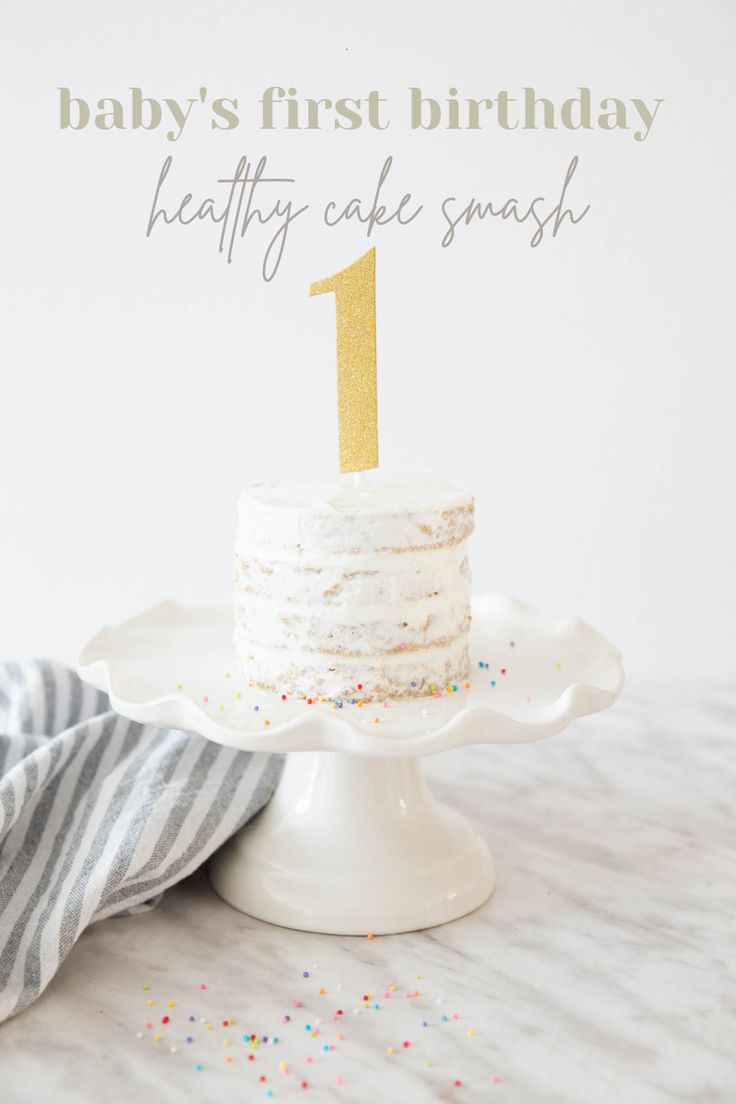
[0,659,282,1022]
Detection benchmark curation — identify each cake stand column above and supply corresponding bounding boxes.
[208,750,495,935]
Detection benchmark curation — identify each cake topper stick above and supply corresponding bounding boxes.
[309,247,379,474]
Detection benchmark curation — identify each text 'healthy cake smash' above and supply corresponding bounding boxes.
[234,470,474,703]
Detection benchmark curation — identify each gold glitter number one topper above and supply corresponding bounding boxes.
[309,246,379,474]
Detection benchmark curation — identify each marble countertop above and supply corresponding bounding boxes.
[2,685,734,1103]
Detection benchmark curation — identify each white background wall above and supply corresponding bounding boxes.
[1,0,734,683]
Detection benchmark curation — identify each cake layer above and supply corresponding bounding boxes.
[235,544,470,607]
[234,624,471,701]
[234,470,474,702]
[235,591,470,656]
[236,471,474,557]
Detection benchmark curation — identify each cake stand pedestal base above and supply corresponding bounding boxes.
[208,751,495,935]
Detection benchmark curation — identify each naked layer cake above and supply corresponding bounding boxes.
[234,470,474,702]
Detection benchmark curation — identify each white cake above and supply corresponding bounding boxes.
[234,470,474,702]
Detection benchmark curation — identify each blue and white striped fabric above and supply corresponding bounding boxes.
[0,660,282,1022]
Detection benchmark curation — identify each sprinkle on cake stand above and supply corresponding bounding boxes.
[78,593,623,935]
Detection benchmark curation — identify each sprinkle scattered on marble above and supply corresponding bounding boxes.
[133,966,496,1092]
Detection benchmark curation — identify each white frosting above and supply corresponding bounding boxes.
[234,470,474,700]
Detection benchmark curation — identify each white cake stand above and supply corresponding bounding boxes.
[77,594,623,935]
